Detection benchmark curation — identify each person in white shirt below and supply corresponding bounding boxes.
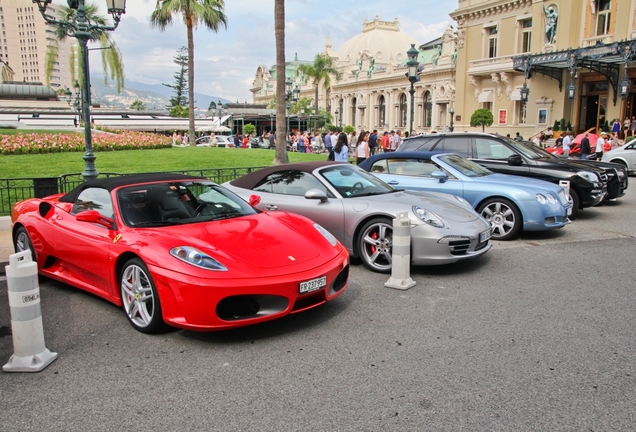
[562,131,571,157]
[596,132,606,161]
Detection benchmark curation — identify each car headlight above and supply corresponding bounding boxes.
[413,206,445,228]
[454,195,473,209]
[546,193,556,205]
[170,246,227,271]
[577,170,599,183]
[314,223,337,246]
[536,194,547,205]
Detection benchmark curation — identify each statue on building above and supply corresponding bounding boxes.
[431,45,442,66]
[355,58,363,80]
[543,4,558,44]
[367,56,375,78]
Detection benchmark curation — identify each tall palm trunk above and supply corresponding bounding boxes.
[273,0,289,164]
[186,17,196,146]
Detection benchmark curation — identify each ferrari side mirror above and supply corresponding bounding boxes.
[75,210,114,228]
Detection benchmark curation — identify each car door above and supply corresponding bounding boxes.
[251,170,346,242]
[471,137,532,176]
[368,157,465,198]
[52,187,114,296]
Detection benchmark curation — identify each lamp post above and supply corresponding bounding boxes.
[33,0,126,182]
[406,44,420,136]
[449,107,455,133]
[64,79,82,127]
[339,97,343,129]
[293,85,301,132]
[285,78,293,137]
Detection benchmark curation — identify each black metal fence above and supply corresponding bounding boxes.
[0,167,268,217]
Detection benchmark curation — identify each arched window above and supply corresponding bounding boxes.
[351,97,357,127]
[399,94,407,128]
[423,91,432,128]
[379,95,386,128]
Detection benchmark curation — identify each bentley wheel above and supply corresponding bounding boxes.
[14,226,36,262]
[357,218,393,273]
[568,189,580,219]
[477,198,522,241]
[120,258,166,334]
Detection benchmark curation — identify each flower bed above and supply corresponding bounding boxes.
[1,131,172,155]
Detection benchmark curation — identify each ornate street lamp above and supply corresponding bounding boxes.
[64,80,82,126]
[566,80,576,101]
[449,107,455,133]
[620,45,633,100]
[33,0,126,182]
[284,79,293,136]
[520,82,530,104]
[406,44,420,135]
[292,86,300,132]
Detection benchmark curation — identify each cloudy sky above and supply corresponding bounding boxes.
[90,0,457,102]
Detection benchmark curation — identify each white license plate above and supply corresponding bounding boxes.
[479,229,491,242]
[300,276,327,293]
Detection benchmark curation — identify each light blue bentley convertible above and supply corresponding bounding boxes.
[358,152,572,240]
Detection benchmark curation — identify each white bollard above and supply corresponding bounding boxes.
[384,211,416,290]
[3,250,57,373]
[559,180,572,216]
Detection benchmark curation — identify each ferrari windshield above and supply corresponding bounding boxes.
[118,181,257,227]
[438,154,492,177]
[320,165,395,198]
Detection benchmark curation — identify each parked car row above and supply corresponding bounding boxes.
[9,134,629,335]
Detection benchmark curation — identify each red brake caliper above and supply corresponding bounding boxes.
[370,231,378,254]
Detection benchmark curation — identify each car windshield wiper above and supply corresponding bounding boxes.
[130,221,170,227]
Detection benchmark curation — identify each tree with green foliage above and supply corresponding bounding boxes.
[163,47,189,112]
[343,125,355,134]
[45,3,124,92]
[170,105,189,118]
[151,0,228,146]
[297,54,340,116]
[130,100,146,111]
[242,123,256,137]
[470,108,494,132]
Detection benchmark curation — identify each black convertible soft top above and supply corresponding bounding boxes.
[59,173,205,203]
[228,161,349,189]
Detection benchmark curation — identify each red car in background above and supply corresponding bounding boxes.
[12,173,349,333]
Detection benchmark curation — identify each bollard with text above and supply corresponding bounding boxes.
[384,211,416,290]
[3,250,58,373]
[559,180,572,216]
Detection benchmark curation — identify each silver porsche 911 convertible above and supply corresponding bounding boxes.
[223,162,492,273]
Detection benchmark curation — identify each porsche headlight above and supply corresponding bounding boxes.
[314,223,337,246]
[577,170,599,183]
[170,246,227,271]
[413,206,445,228]
[454,195,473,209]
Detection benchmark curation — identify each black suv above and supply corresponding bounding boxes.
[397,133,607,217]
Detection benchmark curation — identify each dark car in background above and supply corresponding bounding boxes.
[397,133,607,217]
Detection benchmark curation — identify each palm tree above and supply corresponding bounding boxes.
[297,54,340,116]
[151,0,227,147]
[45,3,124,93]
[130,100,146,111]
[273,0,289,164]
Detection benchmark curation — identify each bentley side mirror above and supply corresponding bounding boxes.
[431,171,448,183]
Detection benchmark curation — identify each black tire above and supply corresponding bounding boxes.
[477,198,522,241]
[13,226,36,262]
[568,189,580,219]
[356,218,394,273]
[120,257,167,334]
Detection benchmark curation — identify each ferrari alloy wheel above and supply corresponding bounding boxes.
[120,258,166,334]
[477,198,522,241]
[357,218,393,273]
[14,226,35,262]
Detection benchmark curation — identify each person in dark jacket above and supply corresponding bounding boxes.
[580,132,591,160]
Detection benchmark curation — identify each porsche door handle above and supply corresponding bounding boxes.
[387,180,399,185]
[264,204,278,211]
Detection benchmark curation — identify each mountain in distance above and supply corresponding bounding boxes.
[89,75,233,113]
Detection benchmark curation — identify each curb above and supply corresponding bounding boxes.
[0,216,10,232]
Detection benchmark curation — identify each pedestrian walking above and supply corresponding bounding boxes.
[356,130,370,165]
[580,132,591,160]
[562,130,571,157]
[596,132,606,161]
[369,129,378,155]
[333,132,349,162]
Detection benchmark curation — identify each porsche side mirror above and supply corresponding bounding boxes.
[305,189,328,202]
[508,154,523,166]
[431,170,448,183]
[248,194,261,207]
[76,210,114,228]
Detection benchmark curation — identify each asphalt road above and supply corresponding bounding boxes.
[1,186,635,431]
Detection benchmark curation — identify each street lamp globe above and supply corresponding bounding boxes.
[520,82,530,104]
[105,0,126,15]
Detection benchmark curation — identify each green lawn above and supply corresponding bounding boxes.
[0,146,328,178]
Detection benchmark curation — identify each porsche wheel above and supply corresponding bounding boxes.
[477,198,522,241]
[120,258,166,334]
[14,226,35,261]
[357,218,393,273]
